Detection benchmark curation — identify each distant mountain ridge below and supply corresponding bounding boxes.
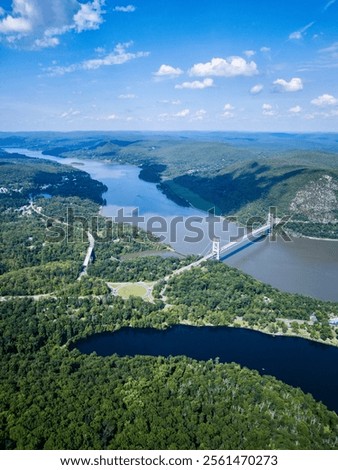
[1,132,337,237]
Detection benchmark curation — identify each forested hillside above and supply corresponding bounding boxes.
[1,144,338,450]
[2,132,336,238]
[1,294,338,450]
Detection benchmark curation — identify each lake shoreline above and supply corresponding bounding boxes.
[72,323,338,413]
[68,315,338,356]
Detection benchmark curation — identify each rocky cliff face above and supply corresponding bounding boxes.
[290,175,338,223]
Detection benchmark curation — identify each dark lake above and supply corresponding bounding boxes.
[73,325,338,413]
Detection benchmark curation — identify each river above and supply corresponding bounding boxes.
[73,325,338,413]
[6,147,338,301]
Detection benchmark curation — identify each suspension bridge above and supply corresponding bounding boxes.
[207,212,275,261]
[164,213,276,281]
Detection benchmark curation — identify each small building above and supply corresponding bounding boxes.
[329,318,338,326]
[310,313,318,323]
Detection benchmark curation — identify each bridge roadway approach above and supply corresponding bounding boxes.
[164,215,275,282]
[78,231,95,280]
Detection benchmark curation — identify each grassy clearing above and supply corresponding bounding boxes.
[117,284,148,299]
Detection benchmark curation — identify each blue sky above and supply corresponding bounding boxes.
[1,0,338,131]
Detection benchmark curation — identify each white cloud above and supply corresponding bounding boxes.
[222,111,234,118]
[324,0,336,11]
[304,113,316,120]
[311,94,338,106]
[194,109,207,120]
[175,78,214,89]
[224,103,234,111]
[83,44,149,70]
[46,42,149,75]
[319,42,338,58]
[34,36,59,48]
[118,93,136,99]
[61,108,81,119]
[0,0,35,34]
[154,64,183,77]
[159,108,203,121]
[319,42,338,53]
[250,84,264,94]
[289,22,314,40]
[175,109,190,117]
[289,31,302,40]
[0,0,106,48]
[260,46,271,53]
[93,113,138,122]
[273,77,303,92]
[262,103,277,116]
[0,15,32,33]
[113,5,136,12]
[222,104,235,118]
[244,50,256,57]
[74,0,105,33]
[289,105,302,114]
[189,56,258,77]
[159,99,182,105]
[0,7,5,16]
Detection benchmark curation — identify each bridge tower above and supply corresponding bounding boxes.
[267,211,274,228]
[212,238,220,261]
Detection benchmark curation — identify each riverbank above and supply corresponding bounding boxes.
[296,234,338,242]
[5,147,338,302]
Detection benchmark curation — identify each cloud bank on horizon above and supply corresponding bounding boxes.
[0,0,338,132]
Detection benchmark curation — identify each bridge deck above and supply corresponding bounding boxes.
[163,219,273,282]
[218,223,271,256]
[200,223,271,262]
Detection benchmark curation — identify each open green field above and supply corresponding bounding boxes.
[108,282,156,301]
[118,284,148,298]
